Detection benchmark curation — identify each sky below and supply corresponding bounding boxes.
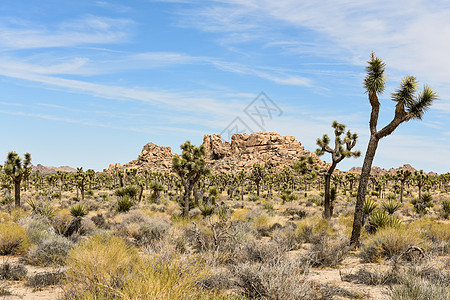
[0,0,449,173]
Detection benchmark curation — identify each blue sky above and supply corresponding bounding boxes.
[0,0,449,173]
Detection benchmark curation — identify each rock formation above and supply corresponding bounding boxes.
[116,132,327,174]
[120,142,177,173]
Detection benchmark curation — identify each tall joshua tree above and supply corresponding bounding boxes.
[4,152,31,208]
[172,141,210,217]
[350,53,438,247]
[396,169,411,203]
[250,163,266,197]
[316,121,360,219]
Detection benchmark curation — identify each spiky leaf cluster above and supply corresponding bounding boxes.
[363,53,386,94]
[4,152,31,179]
[315,121,361,161]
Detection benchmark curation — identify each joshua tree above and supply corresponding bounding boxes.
[172,141,210,217]
[396,170,411,203]
[293,156,317,194]
[316,121,360,219]
[345,173,358,192]
[350,53,438,247]
[414,170,428,199]
[74,167,87,200]
[4,152,31,208]
[250,163,266,197]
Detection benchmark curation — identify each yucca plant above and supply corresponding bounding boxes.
[117,196,134,213]
[411,193,434,215]
[367,210,402,234]
[441,199,450,219]
[381,199,402,215]
[198,203,214,217]
[70,204,88,217]
[38,202,55,219]
[362,198,377,227]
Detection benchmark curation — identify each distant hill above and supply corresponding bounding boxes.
[348,164,437,176]
[32,164,76,174]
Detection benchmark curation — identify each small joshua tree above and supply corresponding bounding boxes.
[4,152,31,208]
[172,141,210,217]
[350,53,438,247]
[396,169,411,203]
[250,163,266,197]
[316,121,360,219]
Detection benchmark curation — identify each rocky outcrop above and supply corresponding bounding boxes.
[113,132,327,174]
[203,132,327,173]
[121,142,177,172]
[32,164,76,174]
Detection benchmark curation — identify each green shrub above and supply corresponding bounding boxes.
[27,235,74,266]
[116,196,134,212]
[360,227,423,263]
[0,195,14,206]
[440,199,450,218]
[367,210,401,233]
[115,186,139,199]
[70,204,88,217]
[411,193,434,215]
[381,199,402,215]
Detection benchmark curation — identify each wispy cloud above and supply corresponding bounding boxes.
[0,15,133,50]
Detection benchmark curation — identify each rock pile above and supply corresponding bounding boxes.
[113,132,327,174]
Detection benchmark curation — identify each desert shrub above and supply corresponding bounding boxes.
[390,274,450,300]
[303,235,349,268]
[386,193,396,200]
[341,266,400,285]
[116,196,134,212]
[115,186,139,199]
[51,212,72,235]
[64,234,139,298]
[0,195,14,206]
[119,211,171,246]
[280,190,297,204]
[440,199,450,218]
[360,227,423,263]
[21,217,54,244]
[26,199,55,219]
[27,235,74,266]
[411,193,434,215]
[0,261,27,280]
[64,235,208,300]
[236,240,285,264]
[308,195,323,206]
[271,226,302,251]
[0,223,30,255]
[262,201,273,211]
[247,194,259,202]
[366,210,402,234]
[232,258,313,299]
[70,203,88,217]
[27,271,64,288]
[199,203,214,217]
[381,199,402,215]
[295,216,335,243]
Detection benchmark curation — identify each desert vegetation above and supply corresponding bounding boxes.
[0,55,448,299]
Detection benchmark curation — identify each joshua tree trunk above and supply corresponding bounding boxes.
[351,135,379,247]
[324,163,337,219]
[400,180,405,203]
[14,180,21,208]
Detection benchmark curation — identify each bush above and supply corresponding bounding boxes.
[115,186,139,199]
[366,210,402,233]
[232,258,313,299]
[381,199,402,215]
[303,235,349,267]
[116,196,134,212]
[440,199,450,218]
[64,234,208,300]
[390,274,450,300]
[64,234,139,298]
[70,204,88,217]
[360,227,423,263]
[411,193,434,215]
[0,262,27,280]
[0,195,14,206]
[0,223,30,255]
[27,235,74,266]
[27,271,64,288]
[22,217,54,245]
